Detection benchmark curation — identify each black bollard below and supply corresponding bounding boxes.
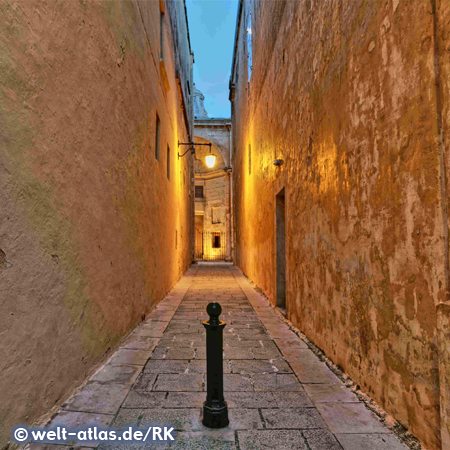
[202,302,229,428]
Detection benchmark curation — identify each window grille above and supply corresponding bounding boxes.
[195,186,204,198]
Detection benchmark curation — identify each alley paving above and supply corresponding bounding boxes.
[32,263,408,450]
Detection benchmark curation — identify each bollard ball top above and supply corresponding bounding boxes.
[207,302,222,318]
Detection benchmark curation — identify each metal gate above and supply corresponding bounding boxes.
[195,230,226,261]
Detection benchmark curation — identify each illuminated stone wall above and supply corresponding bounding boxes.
[0,0,194,443]
[194,120,232,260]
[231,1,450,448]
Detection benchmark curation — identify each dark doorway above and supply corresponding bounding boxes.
[276,188,286,314]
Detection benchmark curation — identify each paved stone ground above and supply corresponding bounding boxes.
[29,263,409,450]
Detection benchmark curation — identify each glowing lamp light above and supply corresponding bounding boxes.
[205,153,216,168]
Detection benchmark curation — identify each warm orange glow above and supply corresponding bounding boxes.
[205,154,216,168]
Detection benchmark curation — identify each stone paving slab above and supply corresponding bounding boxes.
[63,382,130,415]
[335,433,409,450]
[90,365,141,386]
[46,411,115,447]
[261,408,326,429]
[237,430,308,450]
[315,403,391,434]
[27,263,411,450]
[304,384,359,403]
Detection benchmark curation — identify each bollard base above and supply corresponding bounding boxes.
[202,402,229,429]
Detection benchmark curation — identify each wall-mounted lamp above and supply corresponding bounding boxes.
[178,142,214,168]
[205,146,216,168]
[273,159,284,166]
[177,141,195,159]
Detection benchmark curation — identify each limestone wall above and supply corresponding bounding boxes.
[194,133,232,259]
[231,1,449,448]
[0,0,193,444]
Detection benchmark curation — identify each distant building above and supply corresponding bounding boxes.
[193,86,232,261]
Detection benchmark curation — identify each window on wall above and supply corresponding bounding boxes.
[167,145,170,180]
[248,143,252,175]
[160,7,165,62]
[195,185,204,198]
[155,114,161,161]
[212,233,221,249]
[247,13,252,82]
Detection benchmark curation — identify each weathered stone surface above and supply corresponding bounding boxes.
[48,411,114,447]
[274,338,309,350]
[132,373,157,392]
[121,391,165,409]
[164,392,205,408]
[108,349,154,366]
[230,1,446,448]
[224,347,254,360]
[187,359,231,374]
[91,364,142,385]
[302,430,343,450]
[122,336,160,351]
[335,433,409,450]
[143,360,189,374]
[230,359,291,374]
[42,263,403,450]
[261,408,326,429]
[28,446,92,450]
[112,409,141,428]
[290,362,341,385]
[0,1,194,444]
[237,430,308,450]
[271,391,314,408]
[153,374,204,392]
[63,382,130,414]
[304,384,358,403]
[227,409,263,430]
[316,403,390,434]
[223,374,253,391]
[172,431,236,450]
[251,347,283,360]
[225,392,278,409]
[251,374,302,391]
[49,411,115,428]
[139,408,202,431]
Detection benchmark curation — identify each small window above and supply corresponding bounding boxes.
[212,233,221,248]
[155,114,161,161]
[167,145,170,180]
[248,143,252,175]
[160,9,165,62]
[195,186,204,198]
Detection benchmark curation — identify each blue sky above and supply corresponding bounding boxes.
[185,0,238,119]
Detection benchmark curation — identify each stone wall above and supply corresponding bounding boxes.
[195,120,232,166]
[231,0,449,448]
[194,130,232,260]
[0,0,194,445]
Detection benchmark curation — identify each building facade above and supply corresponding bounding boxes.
[0,0,194,444]
[230,1,450,449]
[193,87,232,261]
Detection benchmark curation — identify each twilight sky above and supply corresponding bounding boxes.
[185,0,238,119]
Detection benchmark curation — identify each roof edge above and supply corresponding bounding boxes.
[229,0,244,90]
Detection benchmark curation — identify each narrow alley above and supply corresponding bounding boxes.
[38,263,407,450]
